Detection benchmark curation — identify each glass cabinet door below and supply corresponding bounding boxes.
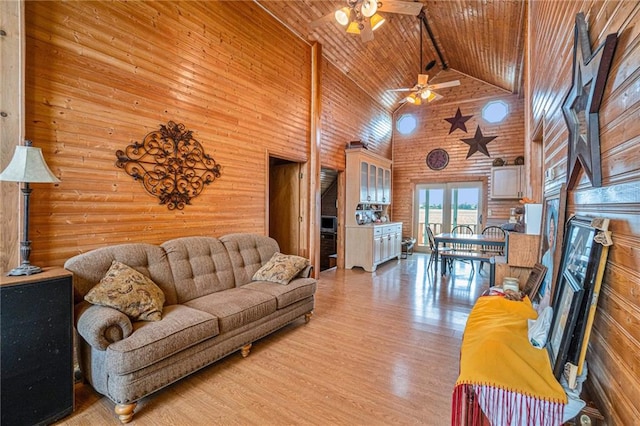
[376,166,384,203]
[368,164,377,202]
[360,161,369,202]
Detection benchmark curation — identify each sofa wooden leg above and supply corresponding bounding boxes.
[241,343,252,358]
[305,312,313,323]
[115,402,136,424]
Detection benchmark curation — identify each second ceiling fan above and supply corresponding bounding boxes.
[310,0,424,42]
[388,18,460,105]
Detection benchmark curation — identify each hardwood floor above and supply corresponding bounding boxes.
[59,254,489,425]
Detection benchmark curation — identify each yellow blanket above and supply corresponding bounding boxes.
[456,296,566,404]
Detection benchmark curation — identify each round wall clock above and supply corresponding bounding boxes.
[426,148,449,170]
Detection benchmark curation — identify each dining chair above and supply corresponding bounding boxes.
[426,226,452,270]
[450,225,475,273]
[480,226,506,272]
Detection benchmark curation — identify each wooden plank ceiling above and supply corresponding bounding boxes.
[257,0,526,111]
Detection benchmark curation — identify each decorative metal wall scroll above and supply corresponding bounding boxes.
[116,121,222,210]
[562,12,618,190]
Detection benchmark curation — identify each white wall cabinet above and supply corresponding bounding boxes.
[348,148,392,208]
[491,165,524,199]
[345,223,402,272]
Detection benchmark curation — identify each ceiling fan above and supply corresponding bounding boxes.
[309,0,424,42]
[387,20,460,105]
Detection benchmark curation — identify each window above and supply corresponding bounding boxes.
[482,100,508,123]
[396,114,417,135]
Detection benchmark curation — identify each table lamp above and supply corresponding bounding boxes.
[0,140,60,276]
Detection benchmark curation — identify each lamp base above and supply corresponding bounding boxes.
[6,264,43,276]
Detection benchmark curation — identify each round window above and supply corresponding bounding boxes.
[396,114,417,135]
[482,101,508,123]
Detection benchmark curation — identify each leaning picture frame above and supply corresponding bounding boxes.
[547,268,584,379]
[534,184,567,312]
[523,262,547,300]
[566,218,611,377]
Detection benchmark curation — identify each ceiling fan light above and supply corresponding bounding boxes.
[361,0,378,18]
[346,20,361,34]
[335,7,350,26]
[370,13,385,31]
[420,89,432,99]
[426,92,437,102]
[405,94,416,104]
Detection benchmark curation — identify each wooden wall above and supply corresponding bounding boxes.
[528,1,640,424]
[0,1,394,273]
[392,71,526,237]
[319,56,393,172]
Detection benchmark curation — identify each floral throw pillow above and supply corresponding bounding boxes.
[85,261,165,321]
[252,252,309,285]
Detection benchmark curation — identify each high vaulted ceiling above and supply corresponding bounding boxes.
[257,0,526,111]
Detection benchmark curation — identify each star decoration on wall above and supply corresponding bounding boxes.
[461,126,497,158]
[562,12,617,189]
[445,107,473,134]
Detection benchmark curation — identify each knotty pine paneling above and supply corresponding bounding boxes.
[2,0,394,273]
[528,1,640,423]
[320,57,393,172]
[20,0,313,268]
[392,70,525,237]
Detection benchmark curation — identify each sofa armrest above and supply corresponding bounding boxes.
[75,301,133,350]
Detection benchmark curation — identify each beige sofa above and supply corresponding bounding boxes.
[64,233,316,423]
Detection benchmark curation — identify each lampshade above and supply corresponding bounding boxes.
[335,7,350,26]
[0,144,60,183]
[370,13,385,31]
[346,20,361,34]
[361,0,378,18]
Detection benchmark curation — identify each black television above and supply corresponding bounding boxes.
[320,216,337,233]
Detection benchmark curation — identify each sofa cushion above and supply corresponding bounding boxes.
[106,304,219,375]
[161,237,236,303]
[85,261,166,321]
[243,278,316,309]
[184,288,277,333]
[219,233,279,286]
[252,252,310,285]
[65,243,178,305]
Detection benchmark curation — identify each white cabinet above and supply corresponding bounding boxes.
[347,148,392,208]
[345,148,399,271]
[346,223,402,272]
[491,165,524,199]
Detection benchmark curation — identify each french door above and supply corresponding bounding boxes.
[414,182,484,252]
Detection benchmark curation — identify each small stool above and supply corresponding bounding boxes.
[401,238,416,259]
[328,254,337,268]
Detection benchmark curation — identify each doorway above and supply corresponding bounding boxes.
[320,167,339,271]
[414,182,484,252]
[269,157,302,255]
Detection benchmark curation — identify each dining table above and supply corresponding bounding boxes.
[433,232,506,285]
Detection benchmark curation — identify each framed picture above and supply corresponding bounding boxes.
[566,218,611,377]
[547,269,584,379]
[534,184,567,312]
[523,262,547,300]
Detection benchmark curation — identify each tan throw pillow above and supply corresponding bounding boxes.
[252,252,309,285]
[85,261,165,321]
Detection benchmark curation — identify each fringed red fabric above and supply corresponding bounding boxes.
[452,384,564,426]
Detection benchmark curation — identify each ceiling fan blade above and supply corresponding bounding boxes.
[417,74,429,86]
[378,0,424,16]
[386,88,414,92]
[429,80,461,90]
[360,22,374,42]
[430,92,444,102]
[309,11,336,30]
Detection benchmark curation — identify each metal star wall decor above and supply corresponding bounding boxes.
[562,12,617,189]
[461,126,497,158]
[445,107,473,134]
[116,121,222,210]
